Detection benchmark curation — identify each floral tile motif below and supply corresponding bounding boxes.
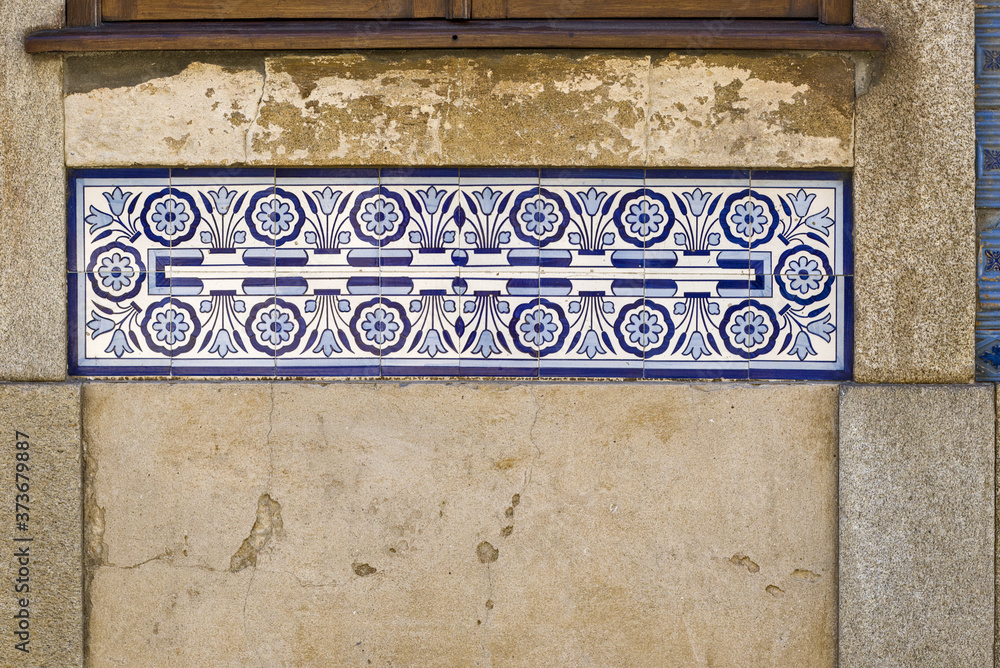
[68,168,852,379]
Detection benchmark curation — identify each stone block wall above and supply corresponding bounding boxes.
[0,0,992,666]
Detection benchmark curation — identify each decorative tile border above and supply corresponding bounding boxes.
[978,4,1000,379]
[68,168,852,379]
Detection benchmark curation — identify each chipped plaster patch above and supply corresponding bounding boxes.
[65,61,264,167]
[648,54,855,168]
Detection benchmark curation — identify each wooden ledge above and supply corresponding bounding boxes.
[25,19,885,53]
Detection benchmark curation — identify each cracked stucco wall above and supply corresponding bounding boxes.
[83,382,838,667]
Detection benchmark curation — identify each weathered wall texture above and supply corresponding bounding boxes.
[853,0,977,382]
[0,0,65,380]
[0,384,82,667]
[84,382,838,667]
[64,51,855,169]
[839,384,995,668]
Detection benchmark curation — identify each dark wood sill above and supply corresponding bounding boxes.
[25,19,885,53]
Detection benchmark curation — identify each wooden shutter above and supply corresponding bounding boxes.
[102,0,450,21]
[504,0,818,20]
[98,0,841,22]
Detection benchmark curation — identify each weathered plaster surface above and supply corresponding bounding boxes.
[64,55,265,167]
[0,0,65,380]
[85,381,837,667]
[65,51,855,169]
[853,0,976,382]
[840,384,994,667]
[648,53,854,167]
[0,384,82,667]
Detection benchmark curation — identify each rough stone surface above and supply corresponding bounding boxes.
[85,381,837,667]
[853,0,976,382]
[0,0,66,380]
[64,54,265,167]
[0,384,82,667]
[64,51,855,169]
[839,384,994,668]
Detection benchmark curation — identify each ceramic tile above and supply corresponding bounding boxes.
[70,271,170,376]
[976,313,1000,380]
[749,276,853,380]
[169,286,278,378]
[68,168,850,379]
[749,171,850,277]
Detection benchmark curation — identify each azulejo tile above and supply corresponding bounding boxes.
[68,168,851,379]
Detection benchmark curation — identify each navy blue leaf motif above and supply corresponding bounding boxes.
[199,192,214,215]
[497,191,513,215]
[198,329,214,353]
[127,193,140,217]
[454,206,466,229]
[408,330,423,353]
[463,193,479,216]
[672,331,687,355]
[706,193,723,218]
[496,329,511,353]
[455,317,466,338]
[672,193,688,217]
[441,191,457,215]
[128,330,141,351]
[601,193,616,218]
[233,192,248,215]
[706,332,720,355]
[407,191,423,215]
[805,232,829,247]
[442,330,455,350]
[779,332,793,354]
[567,192,583,217]
[568,331,582,353]
[305,329,318,351]
[336,192,351,217]
[93,302,116,315]
[601,331,614,352]
[462,329,477,353]
[778,195,792,218]
[337,330,352,352]
[232,329,245,350]
[806,306,828,319]
[304,192,319,216]
[93,230,113,243]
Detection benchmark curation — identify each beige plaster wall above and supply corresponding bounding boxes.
[84,382,838,667]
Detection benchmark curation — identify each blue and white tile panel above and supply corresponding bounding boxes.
[68,168,852,379]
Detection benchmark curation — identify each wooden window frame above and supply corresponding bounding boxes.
[28,0,883,52]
